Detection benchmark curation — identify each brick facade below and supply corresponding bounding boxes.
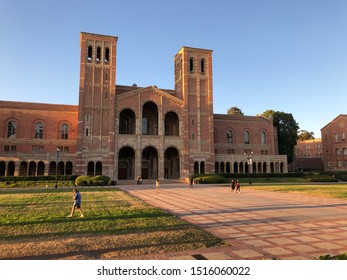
[321,114,347,171]
[292,139,323,171]
[0,32,288,179]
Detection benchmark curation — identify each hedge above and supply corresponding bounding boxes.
[0,175,78,182]
[74,175,114,186]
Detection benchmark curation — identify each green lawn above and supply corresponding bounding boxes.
[0,187,225,259]
[244,184,347,199]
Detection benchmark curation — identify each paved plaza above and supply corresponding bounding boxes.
[117,183,347,260]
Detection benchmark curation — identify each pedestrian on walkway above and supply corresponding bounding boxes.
[68,188,84,218]
[155,178,160,191]
[235,180,241,193]
[189,177,194,188]
[230,179,235,192]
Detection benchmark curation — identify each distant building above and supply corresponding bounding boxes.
[0,32,288,179]
[321,114,347,171]
[292,139,323,171]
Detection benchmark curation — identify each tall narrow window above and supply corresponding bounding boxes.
[142,117,148,135]
[189,58,194,72]
[261,131,266,144]
[96,47,101,62]
[201,59,205,73]
[105,47,110,63]
[87,45,93,61]
[61,123,69,139]
[7,121,16,138]
[244,131,250,144]
[35,122,44,139]
[84,113,91,137]
[342,132,346,141]
[84,113,91,122]
[227,130,233,143]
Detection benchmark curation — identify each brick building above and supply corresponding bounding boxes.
[321,114,347,171]
[292,139,323,171]
[0,32,287,179]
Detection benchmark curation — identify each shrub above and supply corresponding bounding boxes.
[335,175,347,181]
[75,176,92,186]
[305,175,338,182]
[192,174,226,184]
[108,180,116,186]
[92,175,111,186]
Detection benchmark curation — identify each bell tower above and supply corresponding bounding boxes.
[75,32,118,177]
[174,47,215,176]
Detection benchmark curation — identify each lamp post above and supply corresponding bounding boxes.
[55,147,61,188]
[244,151,253,185]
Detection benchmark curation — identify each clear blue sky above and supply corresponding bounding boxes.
[1,0,346,138]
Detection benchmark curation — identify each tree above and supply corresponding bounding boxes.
[227,106,244,115]
[261,110,299,163]
[227,106,243,116]
[298,130,315,141]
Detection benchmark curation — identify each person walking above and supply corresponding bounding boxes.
[68,188,84,218]
[230,179,235,192]
[189,177,194,188]
[235,180,241,193]
[155,178,160,191]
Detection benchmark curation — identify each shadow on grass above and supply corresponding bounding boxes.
[2,237,224,260]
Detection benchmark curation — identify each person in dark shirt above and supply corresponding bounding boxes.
[68,189,84,218]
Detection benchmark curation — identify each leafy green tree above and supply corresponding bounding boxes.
[298,130,315,141]
[227,106,244,115]
[261,110,299,163]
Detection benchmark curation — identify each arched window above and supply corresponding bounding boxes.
[244,131,250,144]
[194,161,199,174]
[189,58,194,72]
[61,123,69,139]
[227,130,233,144]
[119,109,136,134]
[7,121,16,138]
[35,122,44,139]
[261,131,266,144]
[96,47,101,62]
[105,48,110,63]
[87,45,93,61]
[342,132,346,141]
[201,59,205,73]
[164,112,179,136]
[142,101,158,135]
[200,162,205,174]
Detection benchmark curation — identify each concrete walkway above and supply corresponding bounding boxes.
[117,183,347,260]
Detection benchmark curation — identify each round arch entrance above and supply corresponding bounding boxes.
[118,147,135,179]
[141,146,158,179]
[164,147,180,179]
